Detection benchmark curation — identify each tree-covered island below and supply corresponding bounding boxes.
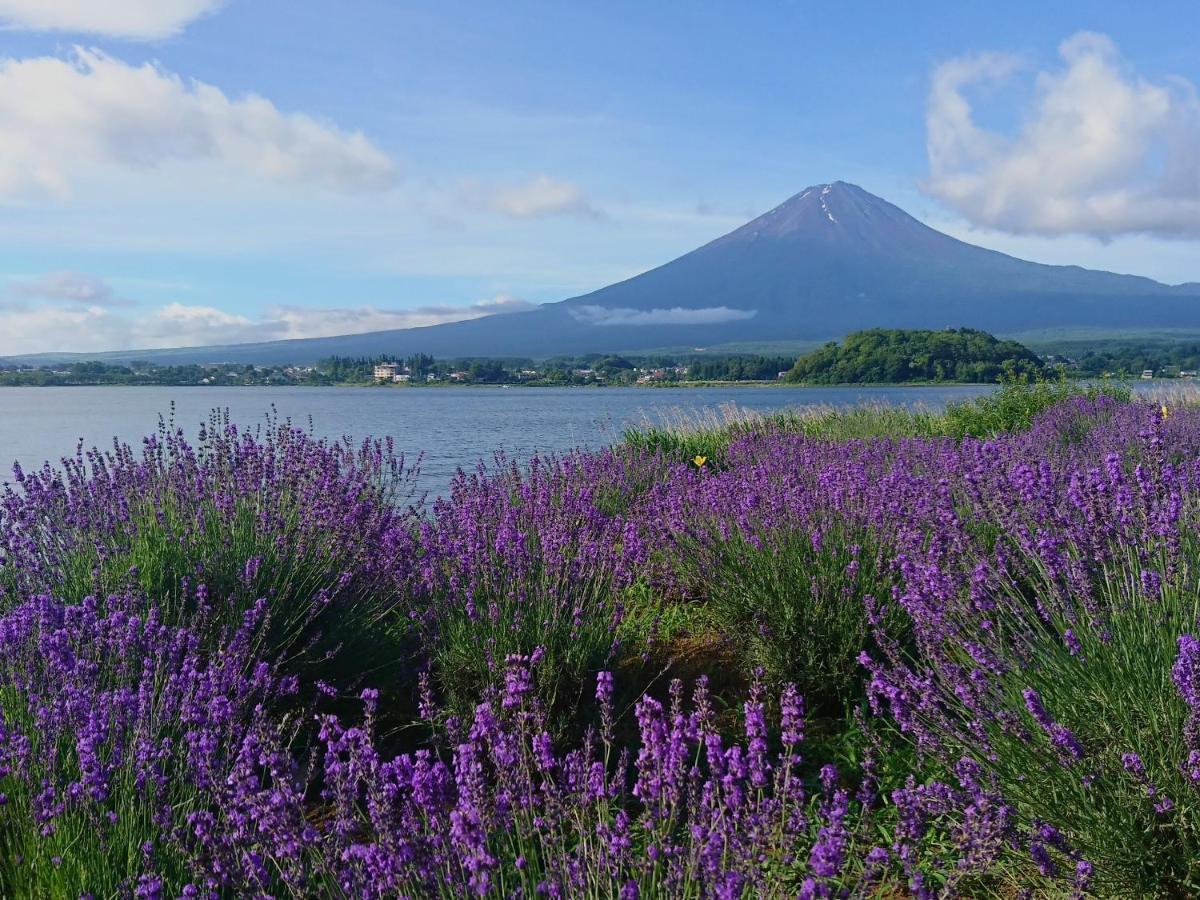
[784,328,1046,384]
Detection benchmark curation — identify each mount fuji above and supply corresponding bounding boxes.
[17,182,1200,364]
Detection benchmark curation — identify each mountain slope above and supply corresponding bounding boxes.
[12,182,1200,365]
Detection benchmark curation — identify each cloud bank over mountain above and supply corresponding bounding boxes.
[0,287,536,355]
[568,305,756,326]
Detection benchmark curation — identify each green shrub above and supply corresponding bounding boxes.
[622,404,938,467]
[941,368,1131,439]
[426,567,626,737]
[671,524,899,714]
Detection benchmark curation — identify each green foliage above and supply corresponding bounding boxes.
[786,328,1045,385]
[0,360,324,387]
[670,525,899,714]
[622,404,940,467]
[683,355,793,381]
[426,569,624,737]
[623,374,1131,466]
[941,368,1131,439]
[1033,336,1200,378]
[620,417,768,469]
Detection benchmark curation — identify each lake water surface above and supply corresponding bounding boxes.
[1,384,1001,497]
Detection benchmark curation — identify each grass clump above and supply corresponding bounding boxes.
[941,368,1131,439]
[671,524,896,715]
[623,402,939,467]
[623,372,1134,465]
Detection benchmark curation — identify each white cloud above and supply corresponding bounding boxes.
[143,302,261,343]
[0,305,132,352]
[0,0,224,39]
[8,271,132,306]
[924,32,1200,238]
[463,174,598,219]
[568,305,756,326]
[0,47,397,200]
[261,295,537,340]
[0,294,538,354]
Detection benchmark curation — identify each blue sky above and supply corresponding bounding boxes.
[0,0,1197,353]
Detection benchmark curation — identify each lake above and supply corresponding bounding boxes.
[1,384,1000,497]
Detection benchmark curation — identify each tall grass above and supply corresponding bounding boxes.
[669,523,898,715]
[623,376,1134,466]
[623,401,939,466]
[940,372,1131,439]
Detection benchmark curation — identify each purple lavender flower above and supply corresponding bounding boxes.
[1023,688,1084,761]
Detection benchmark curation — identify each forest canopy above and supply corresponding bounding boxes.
[784,328,1045,384]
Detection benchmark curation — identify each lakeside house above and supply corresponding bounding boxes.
[374,363,415,382]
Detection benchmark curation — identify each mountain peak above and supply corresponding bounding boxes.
[717,179,941,256]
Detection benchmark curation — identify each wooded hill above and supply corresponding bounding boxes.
[785,328,1044,384]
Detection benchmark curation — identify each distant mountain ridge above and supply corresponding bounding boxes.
[9,182,1200,365]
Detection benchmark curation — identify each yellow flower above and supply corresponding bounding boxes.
[1162,403,1170,421]
[693,454,708,467]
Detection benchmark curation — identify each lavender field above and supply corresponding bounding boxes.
[2,382,1199,897]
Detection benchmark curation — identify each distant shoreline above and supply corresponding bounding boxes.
[0,379,1009,390]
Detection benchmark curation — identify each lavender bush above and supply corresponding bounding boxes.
[863,406,1200,894]
[0,586,983,896]
[411,451,652,728]
[2,391,1200,895]
[0,410,422,685]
